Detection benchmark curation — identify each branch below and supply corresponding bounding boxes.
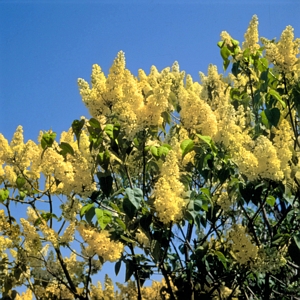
[54,247,85,300]
[128,244,142,300]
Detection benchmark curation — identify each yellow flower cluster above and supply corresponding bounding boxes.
[77,224,124,262]
[41,136,96,197]
[0,125,96,197]
[39,222,59,247]
[200,64,231,110]
[253,135,283,181]
[214,100,287,182]
[64,253,86,285]
[227,224,258,265]
[0,126,41,186]
[0,210,7,229]
[60,222,76,244]
[153,150,186,224]
[116,278,177,300]
[61,196,82,222]
[26,207,60,247]
[242,15,260,53]
[252,246,287,274]
[34,282,74,299]
[0,235,12,260]
[179,74,218,136]
[273,119,294,182]
[20,218,42,256]
[262,25,300,74]
[220,31,235,48]
[15,289,32,300]
[215,187,234,212]
[78,51,174,138]
[135,229,150,248]
[90,275,115,300]
[210,285,239,300]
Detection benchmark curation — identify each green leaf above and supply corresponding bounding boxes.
[40,212,58,222]
[266,195,276,207]
[215,250,227,269]
[180,139,194,158]
[80,203,94,217]
[260,110,269,127]
[59,142,75,157]
[123,188,143,219]
[113,123,121,139]
[85,207,96,225]
[126,188,143,207]
[125,260,135,282]
[269,88,286,108]
[230,88,242,100]
[95,208,112,229]
[116,218,126,230]
[140,214,152,232]
[161,111,171,125]
[200,214,207,228]
[259,69,269,93]
[157,145,170,157]
[217,41,224,48]
[72,119,85,139]
[16,177,26,189]
[288,240,300,265]
[104,124,114,139]
[265,107,280,127]
[185,210,197,223]
[196,134,217,154]
[257,57,268,71]
[0,189,9,202]
[243,48,250,59]
[231,61,240,77]
[89,118,101,128]
[99,175,113,197]
[150,146,158,157]
[220,46,231,60]
[294,234,300,250]
[41,132,56,149]
[197,134,212,146]
[231,38,239,47]
[19,191,26,200]
[121,235,136,244]
[14,267,22,281]
[217,168,231,185]
[272,233,289,246]
[194,199,203,211]
[115,259,122,276]
[110,202,121,213]
[223,58,230,71]
[97,150,110,170]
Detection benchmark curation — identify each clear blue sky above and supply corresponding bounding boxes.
[1,1,300,142]
[1,0,300,289]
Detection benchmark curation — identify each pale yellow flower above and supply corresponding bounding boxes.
[262,25,300,73]
[154,150,186,224]
[228,224,258,265]
[15,289,32,300]
[179,80,218,137]
[60,222,76,244]
[77,224,124,262]
[243,15,260,53]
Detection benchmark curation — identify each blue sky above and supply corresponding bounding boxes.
[1,0,300,290]
[1,1,300,142]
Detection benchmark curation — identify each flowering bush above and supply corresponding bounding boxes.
[1,15,300,299]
